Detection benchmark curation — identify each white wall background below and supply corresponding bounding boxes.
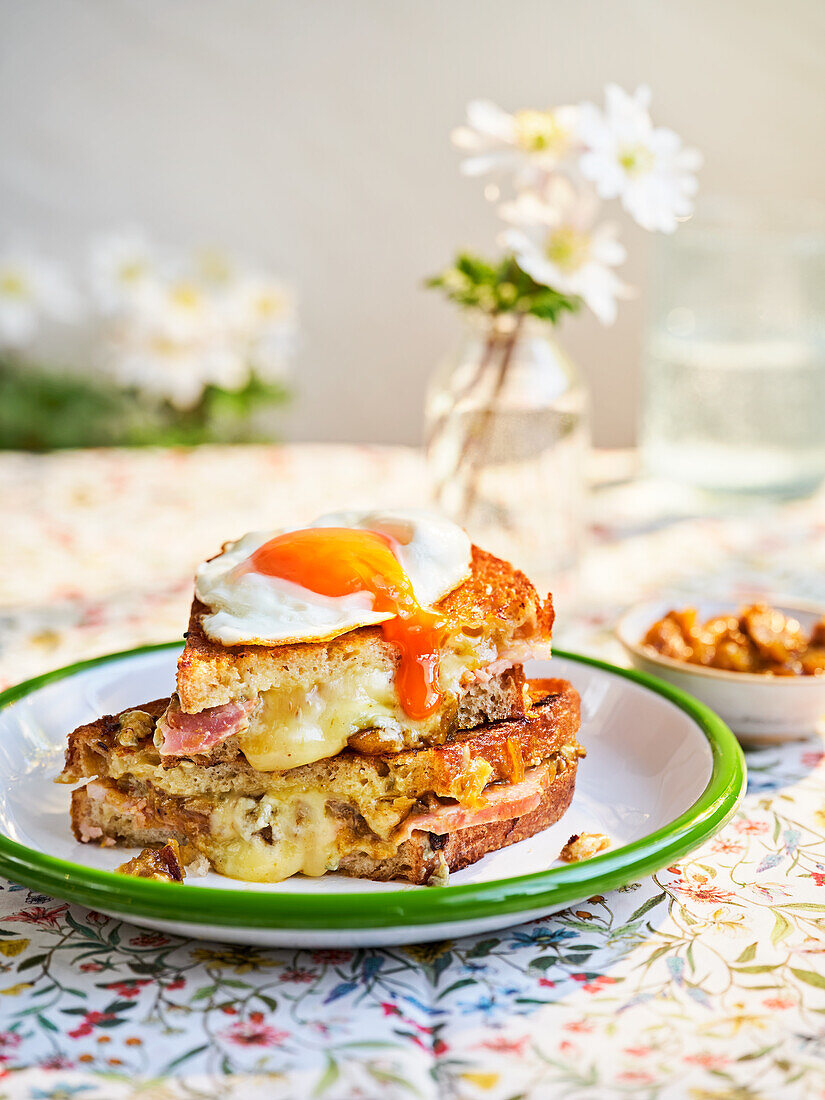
[2,0,824,446]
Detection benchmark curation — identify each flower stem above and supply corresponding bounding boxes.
[427,323,499,507]
[459,313,523,523]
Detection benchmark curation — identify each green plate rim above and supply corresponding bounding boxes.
[0,642,746,931]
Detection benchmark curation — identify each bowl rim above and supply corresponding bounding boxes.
[617,596,825,687]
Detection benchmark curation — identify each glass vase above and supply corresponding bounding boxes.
[425,315,590,590]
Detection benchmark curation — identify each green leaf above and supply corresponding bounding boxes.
[771,912,792,947]
[190,984,218,1002]
[425,252,579,322]
[466,938,499,958]
[432,952,453,983]
[313,1055,340,1097]
[644,943,677,966]
[164,1044,210,1073]
[735,943,758,964]
[791,968,825,990]
[628,892,666,924]
[528,957,558,971]
[128,962,161,976]
[732,965,779,974]
[16,954,47,972]
[738,1044,777,1063]
[365,1066,420,1095]
[436,978,476,1000]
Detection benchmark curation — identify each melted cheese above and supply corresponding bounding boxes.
[237,644,488,771]
[203,790,342,882]
[238,667,401,771]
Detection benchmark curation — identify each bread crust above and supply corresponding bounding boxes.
[176,546,554,713]
[70,757,579,885]
[337,761,577,883]
[60,680,581,802]
[65,679,582,885]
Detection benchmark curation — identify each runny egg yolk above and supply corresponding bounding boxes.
[241,527,448,719]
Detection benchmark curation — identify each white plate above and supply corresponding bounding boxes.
[0,645,745,946]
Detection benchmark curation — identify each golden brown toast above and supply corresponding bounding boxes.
[72,761,578,886]
[337,762,578,883]
[65,680,582,885]
[60,681,579,805]
[176,546,554,716]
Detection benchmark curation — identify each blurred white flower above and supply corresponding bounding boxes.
[453,100,579,185]
[101,277,248,408]
[192,247,236,288]
[96,249,296,406]
[222,274,296,382]
[0,251,79,349]
[577,84,702,232]
[88,229,159,314]
[500,179,631,324]
[131,278,224,345]
[109,333,248,410]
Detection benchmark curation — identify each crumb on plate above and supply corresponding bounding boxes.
[559,832,611,863]
[116,839,210,882]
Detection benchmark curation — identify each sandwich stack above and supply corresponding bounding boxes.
[60,511,584,885]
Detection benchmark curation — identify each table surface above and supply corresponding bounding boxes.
[3,444,825,1100]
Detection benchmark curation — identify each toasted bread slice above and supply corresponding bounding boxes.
[66,680,582,884]
[73,760,578,886]
[60,680,579,802]
[176,544,552,711]
[338,761,578,883]
[161,547,553,770]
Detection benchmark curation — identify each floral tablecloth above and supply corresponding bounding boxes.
[3,444,825,1100]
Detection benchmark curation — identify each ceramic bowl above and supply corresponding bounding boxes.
[617,598,825,744]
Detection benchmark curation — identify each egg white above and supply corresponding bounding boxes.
[195,509,472,646]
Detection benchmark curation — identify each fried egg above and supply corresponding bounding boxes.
[195,509,472,648]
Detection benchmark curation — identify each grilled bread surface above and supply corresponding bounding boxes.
[176,546,554,714]
[72,761,578,886]
[65,681,582,885]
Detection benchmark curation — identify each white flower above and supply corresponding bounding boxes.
[453,99,580,185]
[109,334,248,409]
[0,251,79,348]
[191,247,236,288]
[101,276,248,407]
[221,274,296,382]
[577,84,702,232]
[90,233,296,406]
[131,277,225,345]
[500,179,631,324]
[88,228,160,314]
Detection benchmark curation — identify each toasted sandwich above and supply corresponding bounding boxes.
[59,510,583,884]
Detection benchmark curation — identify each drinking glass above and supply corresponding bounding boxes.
[640,198,825,496]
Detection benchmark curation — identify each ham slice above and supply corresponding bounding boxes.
[394,762,550,842]
[466,642,553,685]
[157,695,256,757]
